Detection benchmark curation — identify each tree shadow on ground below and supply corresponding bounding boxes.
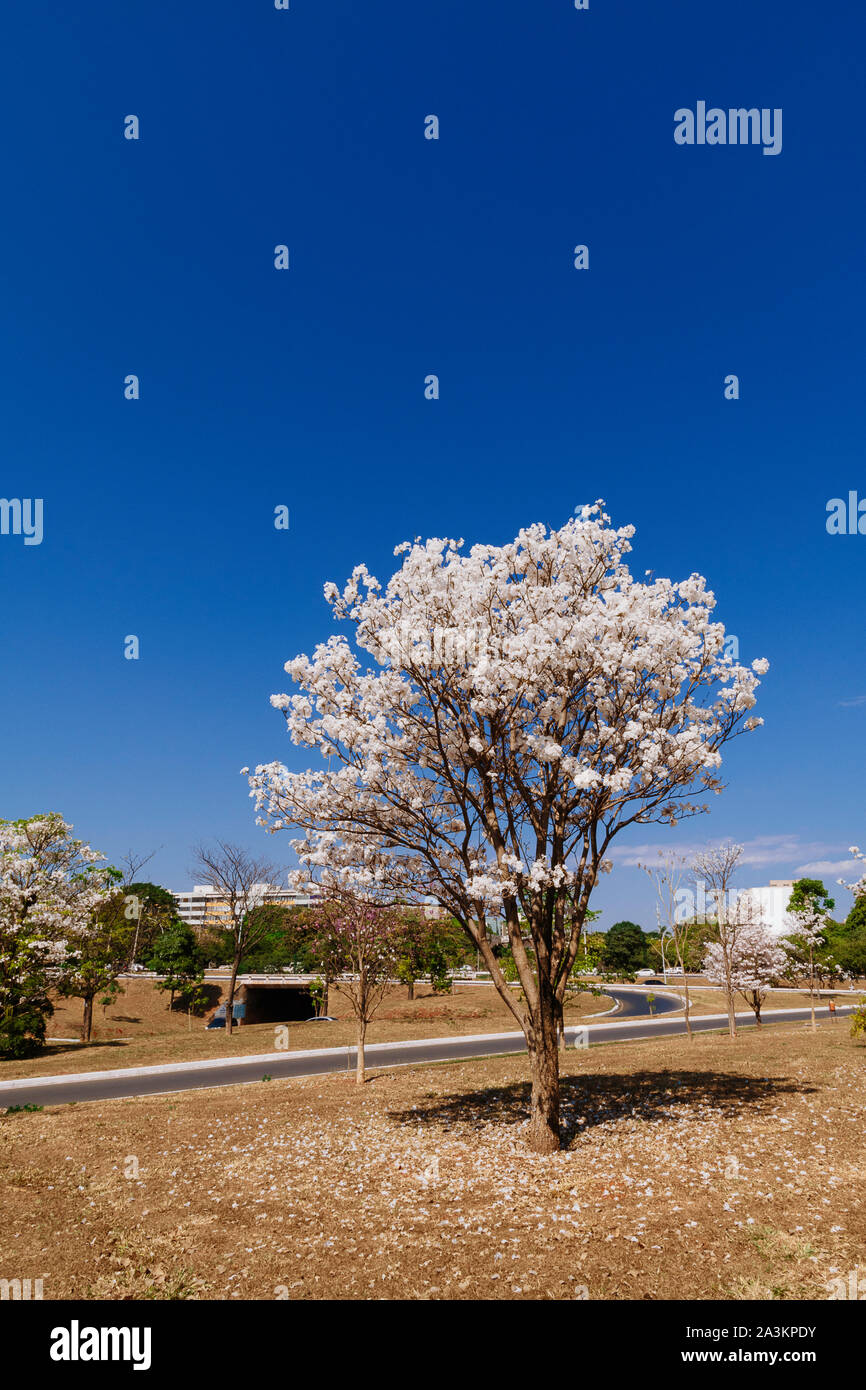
[388,1069,817,1148]
[35,1038,134,1058]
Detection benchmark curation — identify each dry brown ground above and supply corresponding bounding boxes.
[0,981,611,1080]
[1,1021,863,1301]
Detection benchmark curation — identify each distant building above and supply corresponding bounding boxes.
[736,879,796,936]
[172,883,321,931]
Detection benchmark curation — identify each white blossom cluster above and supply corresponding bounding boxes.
[0,814,113,983]
[784,905,829,950]
[839,844,866,902]
[246,508,768,943]
[704,918,790,994]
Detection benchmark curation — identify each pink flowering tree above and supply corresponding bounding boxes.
[313,896,404,1083]
[704,918,789,1025]
[247,507,768,1152]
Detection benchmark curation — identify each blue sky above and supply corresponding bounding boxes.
[1,0,863,927]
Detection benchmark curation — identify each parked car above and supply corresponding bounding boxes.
[205,1003,246,1029]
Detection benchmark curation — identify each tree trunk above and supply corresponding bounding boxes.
[677,947,693,1040]
[225,954,241,1037]
[322,976,329,1017]
[82,995,93,1044]
[528,985,561,1152]
[528,1036,560,1153]
[356,1019,366,1084]
[723,957,737,1038]
[407,979,414,1002]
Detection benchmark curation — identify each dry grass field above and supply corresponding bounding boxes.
[1,1020,863,1301]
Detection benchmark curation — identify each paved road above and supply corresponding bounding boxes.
[604,985,682,1019]
[0,990,853,1109]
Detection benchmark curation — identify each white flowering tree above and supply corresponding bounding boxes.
[784,899,832,1031]
[0,814,115,1057]
[704,918,789,1025]
[840,844,866,902]
[247,507,768,1152]
[641,852,696,1037]
[691,842,754,1038]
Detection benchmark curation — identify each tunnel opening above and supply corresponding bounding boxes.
[241,985,316,1024]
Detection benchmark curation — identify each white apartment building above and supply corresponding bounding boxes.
[735,879,797,936]
[172,883,321,929]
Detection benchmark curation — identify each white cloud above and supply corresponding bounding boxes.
[794,858,861,878]
[610,834,861,884]
[839,695,866,708]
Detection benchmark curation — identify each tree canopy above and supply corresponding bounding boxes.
[601,921,649,973]
[247,509,768,1150]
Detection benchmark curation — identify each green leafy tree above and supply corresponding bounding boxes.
[393,913,472,998]
[427,941,453,994]
[788,878,834,916]
[845,893,866,933]
[234,903,321,973]
[121,882,181,963]
[427,915,473,993]
[601,921,649,975]
[307,976,329,1017]
[59,890,133,1043]
[683,918,721,972]
[826,897,866,979]
[395,914,429,1000]
[574,929,606,975]
[650,916,718,974]
[147,921,206,1018]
